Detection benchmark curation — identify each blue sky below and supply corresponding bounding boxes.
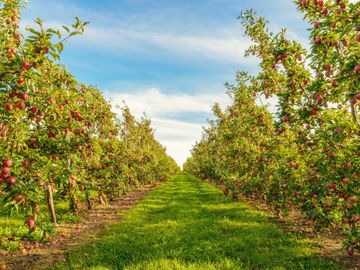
[21,0,311,165]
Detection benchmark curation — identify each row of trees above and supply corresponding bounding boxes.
[0,0,178,233]
[184,0,359,255]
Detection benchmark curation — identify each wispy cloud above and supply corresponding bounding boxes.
[105,88,231,165]
[105,88,230,118]
[21,0,257,64]
[151,118,204,166]
[60,25,254,64]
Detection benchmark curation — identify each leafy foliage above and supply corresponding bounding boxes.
[185,0,359,255]
[0,0,178,242]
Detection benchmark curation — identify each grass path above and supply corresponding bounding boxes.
[52,172,342,270]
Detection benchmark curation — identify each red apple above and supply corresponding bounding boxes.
[3,159,12,167]
[19,93,28,100]
[7,176,16,184]
[311,106,318,115]
[1,167,10,175]
[315,36,322,44]
[349,196,357,203]
[26,219,35,229]
[48,131,56,138]
[6,104,13,110]
[334,127,341,134]
[17,77,24,85]
[327,183,336,190]
[300,0,308,6]
[342,177,350,185]
[316,95,323,103]
[347,248,354,257]
[344,162,352,170]
[30,107,38,114]
[22,61,31,69]
[12,194,24,202]
[23,160,30,169]
[16,102,26,110]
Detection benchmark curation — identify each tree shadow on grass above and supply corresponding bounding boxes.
[53,173,343,270]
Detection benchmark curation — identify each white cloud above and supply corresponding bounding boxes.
[105,88,230,117]
[104,87,281,166]
[151,118,204,166]
[22,0,254,64]
[74,25,255,64]
[105,88,231,166]
[21,19,256,65]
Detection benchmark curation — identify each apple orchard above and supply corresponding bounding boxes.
[0,0,359,261]
[184,0,359,257]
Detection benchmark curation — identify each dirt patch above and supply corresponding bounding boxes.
[1,183,159,270]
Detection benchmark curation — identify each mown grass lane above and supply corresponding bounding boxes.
[52,171,342,270]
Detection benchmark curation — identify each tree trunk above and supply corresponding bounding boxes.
[351,103,360,126]
[46,184,57,224]
[276,208,284,222]
[98,192,105,205]
[85,189,92,210]
[69,195,78,212]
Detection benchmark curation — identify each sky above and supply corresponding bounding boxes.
[21,0,312,166]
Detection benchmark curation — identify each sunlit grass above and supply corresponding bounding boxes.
[0,196,80,250]
[52,172,343,270]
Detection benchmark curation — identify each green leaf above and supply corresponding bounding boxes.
[26,28,40,36]
[62,26,70,33]
[54,43,64,54]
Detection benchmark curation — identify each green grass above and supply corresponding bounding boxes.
[0,198,79,251]
[52,171,342,270]
[0,183,133,251]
